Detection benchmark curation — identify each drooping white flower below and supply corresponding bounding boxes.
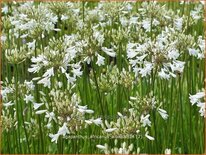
[42,67,54,78]
[140,114,151,127]
[65,73,76,84]
[58,123,70,136]
[127,43,138,59]
[189,91,205,117]
[170,60,185,73]
[158,108,169,120]
[37,77,51,88]
[158,68,170,80]
[96,54,105,66]
[3,101,14,107]
[196,102,205,117]
[189,91,204,105]
[145,131,155,141]
[188,48,198,57]
[49,133,59,143]
[33,102,44,110]
[93,118,102,125]
[49,123,70,143]
[102,47,116,57]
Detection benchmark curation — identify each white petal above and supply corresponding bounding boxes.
[35,110,47,114]
[145,132,155,141]
[105,128,117,133]
[96,144,106,150]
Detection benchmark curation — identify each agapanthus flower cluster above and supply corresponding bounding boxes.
[101,93,168,141]
[189,90,205,117]
[28,35,83,88]
[9,2,58,39]
[39,83,101,143]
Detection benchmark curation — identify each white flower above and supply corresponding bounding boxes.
[3,101,14,107]
[45,112,56,122]
[158,68,170,80]
[85,109,94,114]
[93,29,104,46]
[77,105,94,114]
[77,105,88,110]
[174,17,183,31]
[105,128,117,133]
[139,62,153,77]
[49,133,59,143]
[93,118,102,125]
[189,91,204,105]
[65,73,76,84]
[46,123,52,129]
[190,10,201,20]
[197,102,205,117]
[72,67,82,78]
[28,65,41,73]
[49,123,70,143]
[158,108,169,120]
[38,77,51,88]
[58,123,70,136]
[165,148,171,154]
[168,49,180,60]
[142,19,151,32]
[24,81,35,90]
[188,48,198,57]
[189,91,205,117]
[24,94,34,104]
[61,14,68,21]
[27,40,36,50]
[102,47,116,57]
[42,67,54,78]
[127,43,139,59]
[2,5,8,14]
[96,54,105,66]
[145,132,155,141]
[140,114,151,127]
[33,102,44,110]
[170,60,185,73]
